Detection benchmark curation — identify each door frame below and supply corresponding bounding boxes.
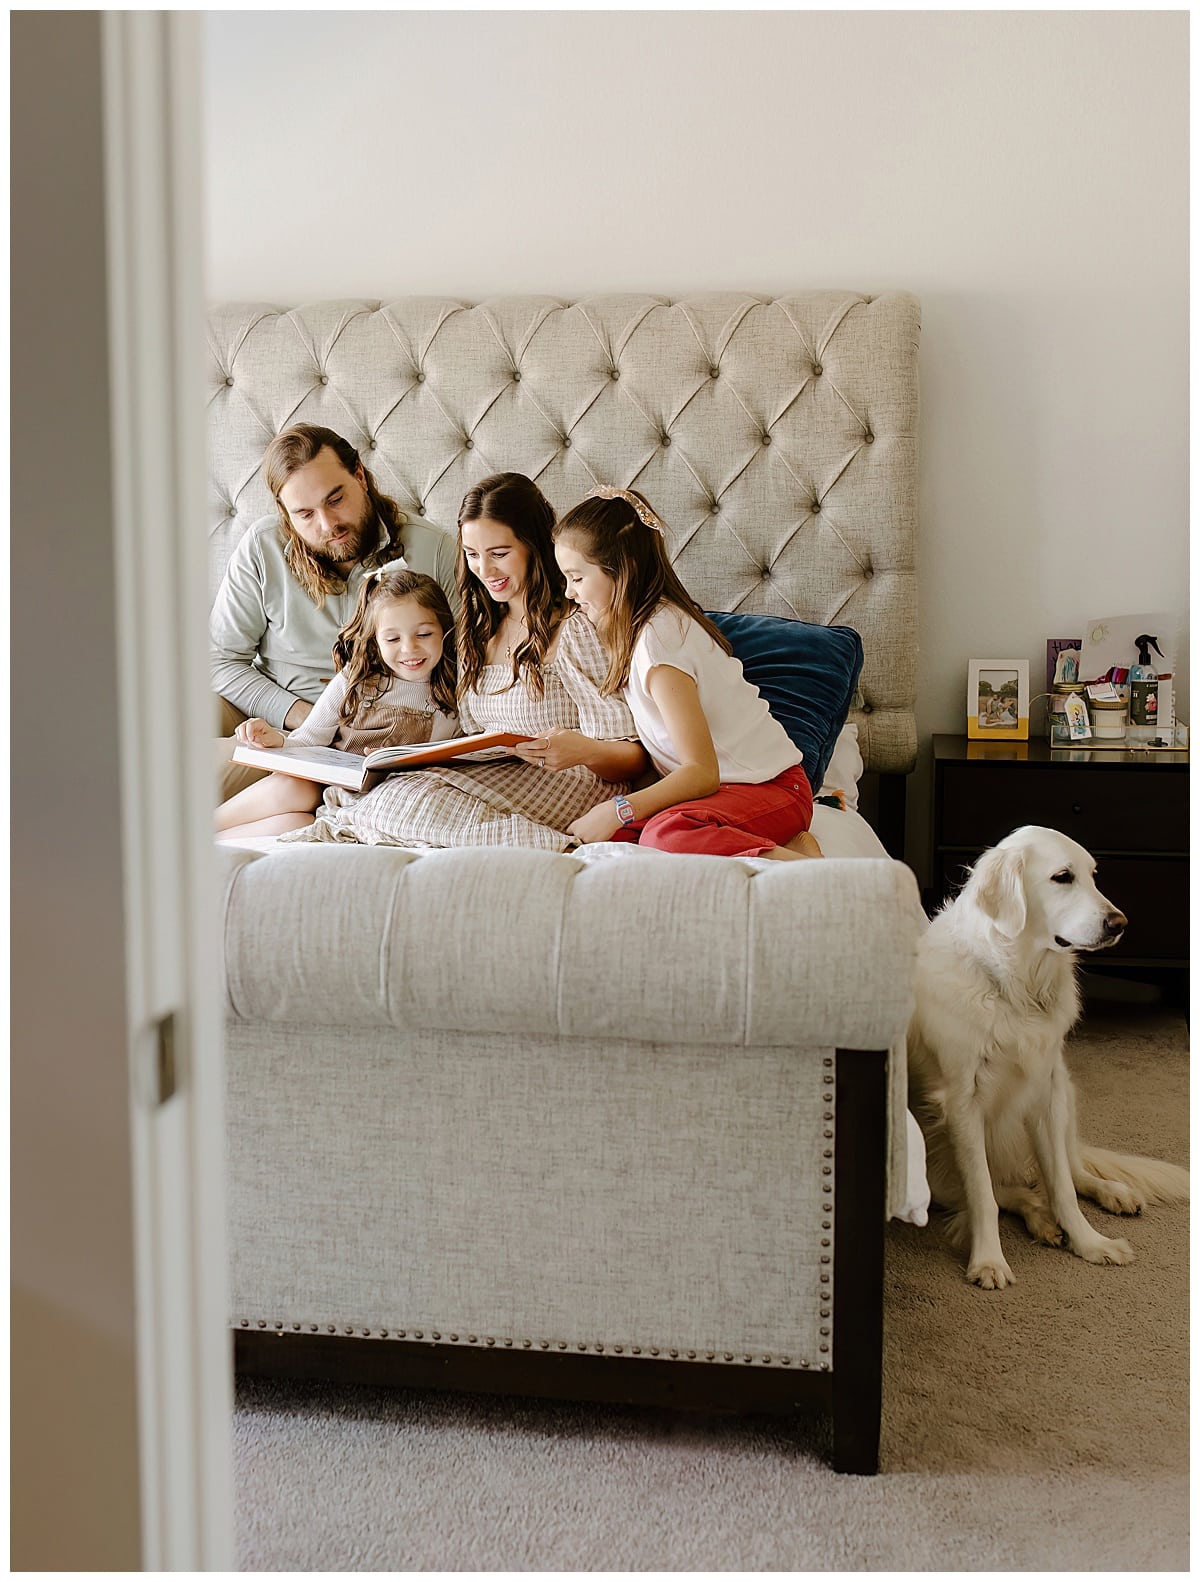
[102,12,234,1568]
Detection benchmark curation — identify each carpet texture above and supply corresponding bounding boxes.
[233,1004,1189,1571]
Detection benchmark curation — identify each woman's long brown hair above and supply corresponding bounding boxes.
[455,473,567,700]
[552,489,731,694]
[332,569,457,723]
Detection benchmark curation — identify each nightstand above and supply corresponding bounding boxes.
[931,735,1189,992]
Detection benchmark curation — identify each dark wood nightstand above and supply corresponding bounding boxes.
[931,735,1189,991]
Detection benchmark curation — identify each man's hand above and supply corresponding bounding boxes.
[235,717,287,749]
[567,799,624,845]
[282,698,313,731]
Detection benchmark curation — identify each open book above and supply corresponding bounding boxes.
[231,730,534,793]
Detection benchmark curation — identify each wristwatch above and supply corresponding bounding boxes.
[613,795,637,826]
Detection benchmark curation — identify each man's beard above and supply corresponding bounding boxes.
[312,501,375,571]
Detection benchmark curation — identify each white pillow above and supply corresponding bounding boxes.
[816,723,864,811]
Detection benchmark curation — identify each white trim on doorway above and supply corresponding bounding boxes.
[102,11,234,1568]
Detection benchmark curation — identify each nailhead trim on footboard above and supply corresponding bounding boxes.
[233,1319,831,1371]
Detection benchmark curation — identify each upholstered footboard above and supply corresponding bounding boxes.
[220,845,922,1473]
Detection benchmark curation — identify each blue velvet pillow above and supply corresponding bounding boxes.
[704,610,864,792]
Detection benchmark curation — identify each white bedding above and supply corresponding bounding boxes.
[217,800,931,1227]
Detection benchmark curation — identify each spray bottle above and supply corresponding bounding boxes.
[1128,633,1164,743]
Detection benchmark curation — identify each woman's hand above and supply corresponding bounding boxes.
[512,727,590,772]
[567,799,623,845]
[235,717,286,749]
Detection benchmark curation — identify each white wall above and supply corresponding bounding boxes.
[203,9,1188,876]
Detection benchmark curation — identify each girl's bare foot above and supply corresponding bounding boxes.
[763,831,824,861]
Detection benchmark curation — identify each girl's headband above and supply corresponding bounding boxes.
[586,485,665,533]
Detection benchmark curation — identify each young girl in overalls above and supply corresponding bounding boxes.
[552,487,822,860]
[215,567,459,840]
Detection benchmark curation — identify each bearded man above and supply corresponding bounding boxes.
[211,423,459,798]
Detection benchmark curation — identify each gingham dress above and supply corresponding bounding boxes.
[291,612,637,852]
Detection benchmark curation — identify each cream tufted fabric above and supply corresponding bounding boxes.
[207,292,919,773]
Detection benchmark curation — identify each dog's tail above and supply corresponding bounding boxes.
[1078,1146,1190,1203]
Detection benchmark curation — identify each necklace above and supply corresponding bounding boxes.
[501,612,528,660]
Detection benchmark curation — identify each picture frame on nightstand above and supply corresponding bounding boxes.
[967,659,1030,740]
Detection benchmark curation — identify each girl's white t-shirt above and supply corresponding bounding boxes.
[626,605,802,783]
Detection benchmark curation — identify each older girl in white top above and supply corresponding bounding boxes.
[553,486,822,860]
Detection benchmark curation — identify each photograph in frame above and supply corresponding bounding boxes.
[967,658,1030,740]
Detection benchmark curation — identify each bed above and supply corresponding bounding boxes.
[212,291,924,1472]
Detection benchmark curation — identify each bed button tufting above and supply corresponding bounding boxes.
[224,375,234,387]
[761,433,772,446]
[416,371,425,383]
[865,431,875,443]
[416,504,426,516]
[562,436,571,448]
[710,500,720,513]
[609,368,620,380]
[812,501,821,513]
[319,374,329,386]
[512,370,521,382]
[709,366,720,379]
[813,364,823,376]
[464,438,473,450]
[661,434,671,447]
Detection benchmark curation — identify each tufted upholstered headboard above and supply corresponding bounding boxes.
[206,292,919,774]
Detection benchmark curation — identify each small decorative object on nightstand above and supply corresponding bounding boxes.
[967,659,1029,741]
[931,735,1189,1000]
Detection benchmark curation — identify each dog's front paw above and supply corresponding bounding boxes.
[1091,1180,1144,1215]
[967,1255,1016,1290]
[1074,1234,1135,1266]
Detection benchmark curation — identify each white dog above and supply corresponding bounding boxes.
[908,825,1189,1290]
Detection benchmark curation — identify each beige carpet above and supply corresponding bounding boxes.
[233,1003,1189,1571]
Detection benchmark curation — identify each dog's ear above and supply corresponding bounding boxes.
[968,846,1028,938]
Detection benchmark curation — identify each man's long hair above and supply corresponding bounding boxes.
[455,473,567,700]
[263,424,408,607]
